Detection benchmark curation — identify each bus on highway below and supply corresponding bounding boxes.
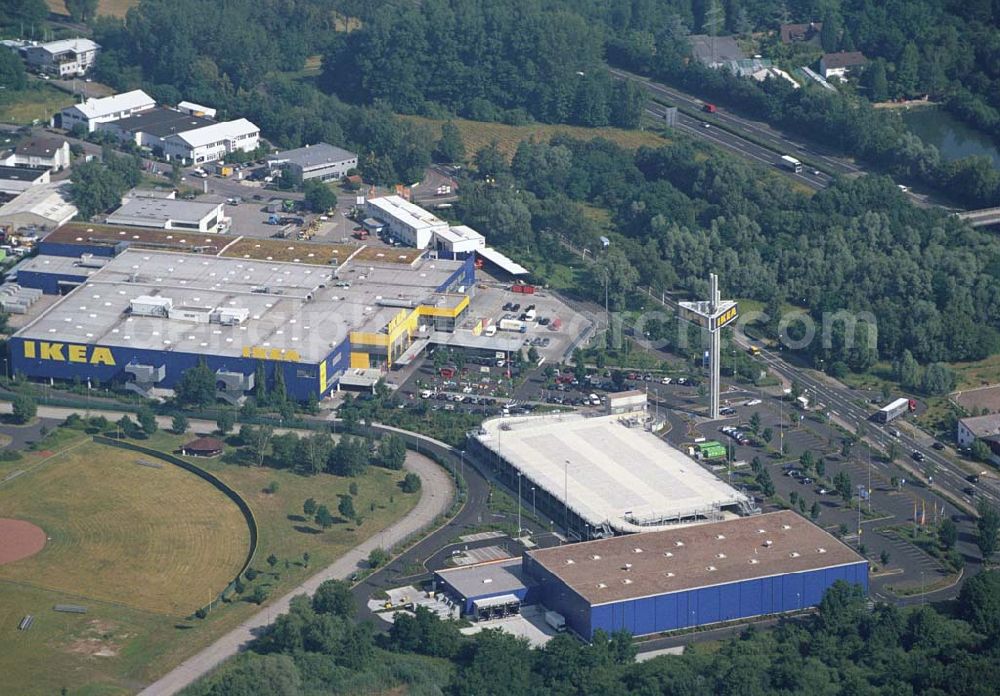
[780,155,803,173]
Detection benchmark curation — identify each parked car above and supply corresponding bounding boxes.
[931,442,944,450]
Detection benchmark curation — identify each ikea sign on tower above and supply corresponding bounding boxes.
[22,340,116,366]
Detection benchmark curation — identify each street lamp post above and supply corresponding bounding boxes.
[531,485,536,519]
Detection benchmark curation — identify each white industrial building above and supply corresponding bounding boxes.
[162,118,260,164]
[266,143,358,182]
[0,166,50,195]
[3,136,71,171]
[176,101,217,119]
[470,413,753,537]
[433,224,486,256]
[23,38,99,77]
[60,90,157,133]
[0,181,77,233]
[365,195,449,249]
[99,107,215,151]
[105,197,226,233]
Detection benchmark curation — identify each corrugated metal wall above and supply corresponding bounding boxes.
[587,562,868,639]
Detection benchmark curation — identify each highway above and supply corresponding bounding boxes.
[625,67,940,209]
[616,66,862,176]
[643,102,830,191]
[747,344,998,509]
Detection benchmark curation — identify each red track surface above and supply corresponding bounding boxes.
[0,518,46,565]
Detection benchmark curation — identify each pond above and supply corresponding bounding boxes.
[901,107,1000,169]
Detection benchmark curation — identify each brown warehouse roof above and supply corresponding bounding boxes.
[525,510,864,605]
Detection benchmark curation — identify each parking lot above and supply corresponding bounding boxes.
[468,281,590,364]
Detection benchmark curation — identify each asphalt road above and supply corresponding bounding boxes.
[138,449,454,696]
[746,345,998,510]
[622,67,939,208]
[644,103,830,191]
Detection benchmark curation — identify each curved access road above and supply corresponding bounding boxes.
[136,449,454,696]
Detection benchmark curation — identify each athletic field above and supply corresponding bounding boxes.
[0,440,249,615]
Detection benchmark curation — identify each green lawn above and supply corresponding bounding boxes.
[0,85,75,125]
[0,426,422,695]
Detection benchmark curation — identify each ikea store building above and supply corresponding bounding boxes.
[8,224,475,401]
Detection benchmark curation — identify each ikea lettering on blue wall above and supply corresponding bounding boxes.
[22,340,116,366]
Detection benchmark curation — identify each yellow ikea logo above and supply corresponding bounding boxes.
[242,346,301,362]
[23,340,116,366]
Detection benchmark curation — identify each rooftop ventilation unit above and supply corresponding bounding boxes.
[748,558,759,565]
[763,540,773,547]
[130,295,172,317]
[788,551,800,558]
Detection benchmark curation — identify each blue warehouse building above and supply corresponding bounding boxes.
[9,231,474,402]
[522,510,867,640]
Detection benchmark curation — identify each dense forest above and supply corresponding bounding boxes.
[456,134,1000,371]
[185,574,1000,696]
[320,0,644,129]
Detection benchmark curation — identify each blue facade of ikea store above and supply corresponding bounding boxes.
[523,555,868,640]
[7,335,352,401]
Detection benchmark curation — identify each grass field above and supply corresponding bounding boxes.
[0,85,75,125]
[402,115,670,161]
[0,440,248,615]
[0,427,422,695]
[47,0,136,18]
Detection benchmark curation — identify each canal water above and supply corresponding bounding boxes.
[901,107,1000,169]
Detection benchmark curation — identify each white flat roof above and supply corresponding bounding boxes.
[436,225,485,244]
[0,181,77,226]
[475,414,748,533]
[368,195,448,232]
[477,247,529,275]
[106,198,223,226]
[169,119,258,148]
[37,38,99,55]
[67,90,154,120]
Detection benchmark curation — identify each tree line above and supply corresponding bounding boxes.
[457,134,1000,370]
[185,574,1000,696]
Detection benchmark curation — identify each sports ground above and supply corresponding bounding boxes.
[0,440,249,615]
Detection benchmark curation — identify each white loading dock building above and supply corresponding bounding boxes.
[162,119,260,164]
[365,195,449,249]
[433,225,486,257]
[266,143,358,182]
[105,198,226,233]
[60,90,157,133]
[23,38,99,77]
[470,413,753,539]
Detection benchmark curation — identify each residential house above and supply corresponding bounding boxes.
[4,136,71,171]
[23,38,99,77]
[819,52,867,80]
[957,413,1000,466]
